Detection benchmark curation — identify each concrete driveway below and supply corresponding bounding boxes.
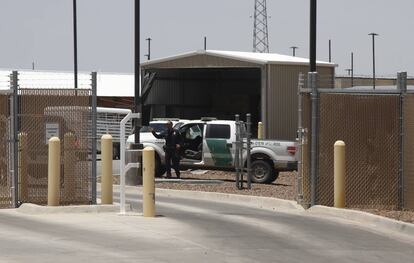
[0,188,412,262]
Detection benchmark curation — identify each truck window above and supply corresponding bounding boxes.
[206,124,231,139]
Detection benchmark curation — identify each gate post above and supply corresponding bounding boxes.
[309,72,319,207]
[18,132,28,202]
[11,71,19,207]
[398,71,407,209]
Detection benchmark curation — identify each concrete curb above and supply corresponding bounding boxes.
[308,205,414,237]
[115,184,304,212]
[16,203,130,215]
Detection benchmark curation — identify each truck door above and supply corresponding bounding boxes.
[204,124,233,168]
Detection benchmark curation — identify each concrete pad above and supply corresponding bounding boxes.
[112,184,304,212]
[308,205,414,238]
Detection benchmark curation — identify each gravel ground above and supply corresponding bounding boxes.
[108,169,414,224]
[156,170,297,201]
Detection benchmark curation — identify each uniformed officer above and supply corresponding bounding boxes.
[150,121,182,179]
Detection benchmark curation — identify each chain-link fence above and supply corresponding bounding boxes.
[18,88,92,205]
[0,92,12,208]
[298,72,414,210]
[0,71,97,208]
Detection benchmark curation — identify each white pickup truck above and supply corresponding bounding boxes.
[127,119,297,184]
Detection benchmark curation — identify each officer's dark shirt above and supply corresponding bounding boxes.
[152,128,182,151]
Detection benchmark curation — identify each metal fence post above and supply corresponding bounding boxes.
[91,72,97,204]
[297,73,305,205]
[246,113,252,189]
[235,114,241,189]
[397,71,407,210]
[10,71,19,208]
[309,72,319,207]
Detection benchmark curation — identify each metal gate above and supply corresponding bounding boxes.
[18,88,94,205]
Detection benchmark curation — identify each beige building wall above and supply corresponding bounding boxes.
[266,65,334,140]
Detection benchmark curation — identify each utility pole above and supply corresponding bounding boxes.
[328,39,332,63]
[73,0,78,90]
[145,38,152,61]
[204,36,207,50]
[290,46,298,57]
[253,0,269,53]
[32,62,35,71]
[368,33,379,90]
[351,52,354,87]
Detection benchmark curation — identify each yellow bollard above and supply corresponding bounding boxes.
[143,147,155,217]
[334,140,346,208]
[48,137,61,206]
[101,134,113,205]
[64,133,76,203]
[18,132,28,202]
[258,122,263,139]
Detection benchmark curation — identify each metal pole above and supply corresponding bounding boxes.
[91,72,97,204]
[351,52,354,87]
[246,113,252,189]
[73,0,78,90]
[290,46,298,57]
[297,72,304,205]
[398,72,407,209]
[235,114,241,189]
[11,71,19,208]
[309,72,319,207]
[328,39,332,63]
[369,33,378,90]
[309,0,317,72]
[134,0,143,148]
[145,38,151,60]
[204,36,207,50]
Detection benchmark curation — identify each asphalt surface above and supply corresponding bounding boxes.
[0,189,413,262]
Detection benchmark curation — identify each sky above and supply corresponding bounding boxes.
[0,0,414,77]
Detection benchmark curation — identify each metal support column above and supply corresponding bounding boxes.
[91,72,97,204]
[309,72,319,207]
[398,71,407,209]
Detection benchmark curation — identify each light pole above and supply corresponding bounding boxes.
[310,0,317,72]
[290,46,298,57]
[328,39,332,63]
[134,0,142,147]
[73,0,78,90]
[145,38,152,60]
[368,33,378,90]
[351,52,354,87]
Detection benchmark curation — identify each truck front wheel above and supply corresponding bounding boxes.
[251,160,277,184]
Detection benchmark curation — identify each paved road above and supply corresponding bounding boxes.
[0,189,413,263]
